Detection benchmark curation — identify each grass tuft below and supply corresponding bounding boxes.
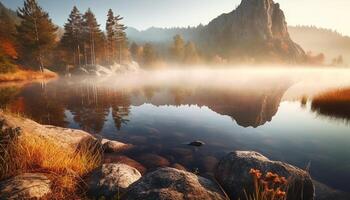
[0,129,102,199]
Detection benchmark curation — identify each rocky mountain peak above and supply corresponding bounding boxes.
[204,0,306,63]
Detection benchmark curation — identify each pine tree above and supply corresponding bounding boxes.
[183,42,200,64]
[143,43,157,67]
[106,9,116,65]
[82,8,104,67]
[130,42,143,63]
[60,6,83,68]
[105,9,128,65]
[170,34,185,63]
[16,0,57,71]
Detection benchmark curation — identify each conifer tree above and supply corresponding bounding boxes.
[170,34,185,63]
[105,9,128,65]
[183,42,200,64]
[106,9,116,65]
[16,0,57,72]
[82,9,104,66]
[61,6,83,68]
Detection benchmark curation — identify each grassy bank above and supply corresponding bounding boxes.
[0,69,58,82]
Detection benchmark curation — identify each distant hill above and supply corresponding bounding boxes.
[289,26,350,63]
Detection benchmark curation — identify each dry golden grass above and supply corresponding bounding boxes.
[0,69,57,82]
[1,132,102,199]
[311,88,350,120]
[313,88,350,103]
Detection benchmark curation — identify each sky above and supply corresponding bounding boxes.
[2,0,350,36]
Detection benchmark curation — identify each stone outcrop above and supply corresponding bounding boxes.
[87,163,142,198]
[122,167,227,200]
[0,111,94,149]
[0,173,51,199]
[215,151,314,200]
[203,0,306,63]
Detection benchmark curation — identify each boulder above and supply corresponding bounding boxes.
[103,155,147,174]
[87,163,141,198]
[101,139,132,153]
[0,111,95,150]
[0,173,51,199]
[122,167,227,200]
[136,153,170,169]
[215,151,314,200]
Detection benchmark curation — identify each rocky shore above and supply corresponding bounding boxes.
[0,112,348,200]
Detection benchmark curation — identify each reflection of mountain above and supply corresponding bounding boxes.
[196,87,288,128]
[132,83,291,128]
[311,88,350,122]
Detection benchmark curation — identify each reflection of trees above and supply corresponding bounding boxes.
[170,87,192,106]
[67,86,110,134]
[111,92,131,130]
[19,84,67,127]
[0,87,19,108]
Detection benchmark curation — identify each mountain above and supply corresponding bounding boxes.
[127,0,306,63]
[200,0,306,63]
[289,26,350,63]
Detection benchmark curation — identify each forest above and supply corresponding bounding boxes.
[0,0,348,79]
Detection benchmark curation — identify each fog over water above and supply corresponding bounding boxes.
[1,67,350,193]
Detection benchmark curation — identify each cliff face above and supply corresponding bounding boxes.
[202,0,306,63]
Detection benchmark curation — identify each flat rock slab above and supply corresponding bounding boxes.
[122,167,227,200]
[0,173,51,199]
[215,151,315,200]
[87,163,141,198]
[0,112,94,149]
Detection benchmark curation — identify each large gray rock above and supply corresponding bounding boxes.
[122,167,227,200]
[0,173,51,199]
[87,163,141,198]
[0,111,95,150]
[215,151,314,200]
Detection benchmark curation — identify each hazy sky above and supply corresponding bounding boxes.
[2,0,350,36]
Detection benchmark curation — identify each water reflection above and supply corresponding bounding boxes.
[311,88,350,123]
[1,69,350,193]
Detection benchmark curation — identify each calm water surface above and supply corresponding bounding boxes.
[1,68,350,192]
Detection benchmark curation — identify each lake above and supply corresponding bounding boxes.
[1,68,350,193]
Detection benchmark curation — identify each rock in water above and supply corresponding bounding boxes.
[215,151,315,200]
[0,173,51,199]
[122,167,227,200]
[203,0,306,63]
[188,140,205,147]
[87,163,141,198]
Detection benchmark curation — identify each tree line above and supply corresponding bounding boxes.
[0,0,205,74]
[0,0,129,74]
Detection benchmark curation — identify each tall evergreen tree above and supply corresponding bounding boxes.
[60,6,83,68]
[16,0,57,71]
[105,9,128,65]
[106,9,116,65]
[170,34,185,63]
[82,8,104,66]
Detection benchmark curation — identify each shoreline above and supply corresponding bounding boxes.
[0,69,58,83]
